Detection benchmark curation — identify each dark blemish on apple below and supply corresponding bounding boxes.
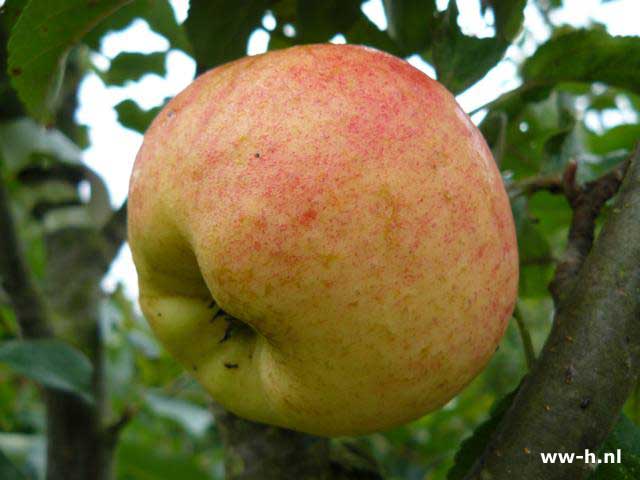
[211,308,226,324]
[255,152,260,158]
[157,312,162,317]
[224,363,239,369]
[580,398,591,410]
[219,318,236,342]
[167,110,175,118]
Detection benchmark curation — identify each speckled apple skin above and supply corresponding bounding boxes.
[128,44,519,437]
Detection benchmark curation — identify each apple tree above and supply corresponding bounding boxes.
[0,1,639,480]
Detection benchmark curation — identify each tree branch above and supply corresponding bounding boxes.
[0,175,53,338]
[212,405,382,480]
[464,145,640,480]
[549,159,629,304]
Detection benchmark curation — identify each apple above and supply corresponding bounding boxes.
[128,44,518,437]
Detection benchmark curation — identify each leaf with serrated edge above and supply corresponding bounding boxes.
[8,0,130,122]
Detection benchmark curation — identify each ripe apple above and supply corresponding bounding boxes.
[128,44,518,436]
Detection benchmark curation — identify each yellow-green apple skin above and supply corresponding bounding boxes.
[128,44,519,437]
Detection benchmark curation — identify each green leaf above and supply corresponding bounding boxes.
[0,449,25,480]
[527,191,571,239]
[0,118,82,173]
[588,124,640,156]
[296,0,361,43]
[487,91,589,179]
[517,218,556,298]
[0,340,93,402]
[185,0,270,73]
[7,0,130,122]
[511,195,560,299]
[589,90,618,111]
[447,389,518,479]
[479,111,508,162]
[116,440,212,480]
[518,220,552,265]
[590,415,640,480]
[267,29,298,51]
[271,0,296,23]
[382,0,437,55]
[145,391,214,437]
[0,0,28,33]
[344,13,401,56]
[101,51,166,86]
[481,0,526,41]
[431,2,508,94]
[84,0,190,53]
[522,28,640,96]
[114,99,162,134]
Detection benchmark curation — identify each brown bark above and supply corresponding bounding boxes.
[213,406,383,480]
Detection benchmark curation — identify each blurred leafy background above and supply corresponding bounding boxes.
[1,0,639,479]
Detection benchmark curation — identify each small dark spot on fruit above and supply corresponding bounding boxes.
[157,312,162,317]
[11,67,22,76]
[219,317,237,342]
[254,152,260,158]
[224,362,239,369]
[167,110,175,118]
[580,398,591,409]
